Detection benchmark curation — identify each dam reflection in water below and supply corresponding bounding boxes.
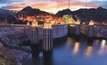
[22,37,107,65]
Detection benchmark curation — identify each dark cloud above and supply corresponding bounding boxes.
[0,3,26,10]
[1,5,22,9]
[0,0,22,4]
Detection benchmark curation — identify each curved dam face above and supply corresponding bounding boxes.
[52,24,68,38]
[22,24,68,40]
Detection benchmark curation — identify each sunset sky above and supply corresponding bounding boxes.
[0,0,107,13]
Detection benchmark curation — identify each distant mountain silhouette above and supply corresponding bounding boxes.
[21,6,52,16]
[74,7,107,22]
[21,6,33,12]
[55,7,107,22]
[18,6,107,22]
[0,6,107,24]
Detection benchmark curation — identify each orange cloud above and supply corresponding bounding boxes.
[48,2,98,9]
[2,1,99,13]
[39,2,98,13]
[31,3,49,9]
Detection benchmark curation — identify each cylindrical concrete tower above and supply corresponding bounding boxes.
[42,23,53,65]
[31,27,39,44]
[75,25,81,35]
[87,20,94,38]
[87,25,94,38]
[30,20,40,58]
[42,28,53,51]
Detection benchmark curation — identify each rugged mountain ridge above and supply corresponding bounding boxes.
[55,7,107,22]
[21,6,52,16]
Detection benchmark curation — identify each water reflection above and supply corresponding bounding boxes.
[85,46,93,58]
[87,38,93,46]
[73,42,80,55]
[85,38,93,58]
[66,37,74,48]
[99,40,106,54]
[95,40,99,46]
[23,37,107,65]
[43,51,53,65]
[101,40,106,50]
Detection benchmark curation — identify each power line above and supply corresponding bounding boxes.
[68,0,70,9]
[85,0,87,8]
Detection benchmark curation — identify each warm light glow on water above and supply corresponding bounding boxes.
[101,40,106,50]
[99,40,106,54]
[85,46,93,58]
[23,38,107,65]
[67,37,74,47]
[73,42,80,55]
[95,40,99,46]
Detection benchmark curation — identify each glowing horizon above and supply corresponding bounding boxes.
[0,0,107,13]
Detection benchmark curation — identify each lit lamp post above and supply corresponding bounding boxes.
[30,20,40,58]
[31,20,38,27]
[26,22,30,25]
[89,20,94,25]
[44,22,52,29]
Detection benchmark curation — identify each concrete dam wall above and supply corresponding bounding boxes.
[24,24,68,40]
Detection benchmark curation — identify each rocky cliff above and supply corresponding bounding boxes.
[0,27,31,65]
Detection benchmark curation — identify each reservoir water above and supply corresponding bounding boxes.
[22,37,107,65]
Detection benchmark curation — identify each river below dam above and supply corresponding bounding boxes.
[22,36,107,65]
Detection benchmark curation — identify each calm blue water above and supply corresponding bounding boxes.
[22,37,107,65]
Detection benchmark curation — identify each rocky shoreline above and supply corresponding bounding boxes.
[0,27,31,65]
